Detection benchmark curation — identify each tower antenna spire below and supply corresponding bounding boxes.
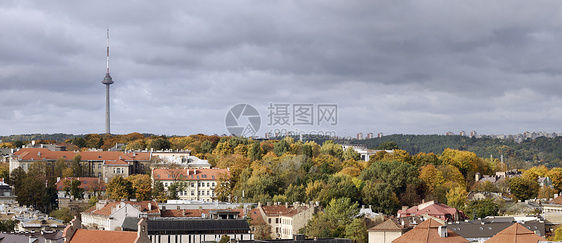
[102,27,114,134]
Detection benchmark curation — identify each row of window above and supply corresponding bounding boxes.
[163,182,216,188]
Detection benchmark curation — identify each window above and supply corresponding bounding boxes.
[191,183,194,187]
[98,164,101,169]
[198,183,201,187]
[206,182,209,187]
[98,172,101,177]
[191,191,194,196]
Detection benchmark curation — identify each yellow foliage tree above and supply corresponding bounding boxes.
[419,165,445,193]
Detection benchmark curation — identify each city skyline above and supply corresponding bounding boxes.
[2,1,562,137]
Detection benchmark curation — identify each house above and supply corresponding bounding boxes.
[122,217,253,243]
[151,150,212,168]
[240,234,351,243]
[152,168,230,202]
[484,223,546,243]
[80,200,160,230]
[397,200,463,222]
[368,218,413,243]
[55,177,106,200]
[62,217,150,243]
[0,178,17,203]
[392,218,468,243]
[447,216,545,242]
[253,202,318,239]
[9,148,151,181]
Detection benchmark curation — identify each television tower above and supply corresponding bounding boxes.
[101,28,114,134]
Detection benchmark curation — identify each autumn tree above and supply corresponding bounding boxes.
[126,174,152,201]
[446,185,467,211]
[464,198,499,219]
[509,177,539,201]
[106,176,133,201]
[419,165,445,193]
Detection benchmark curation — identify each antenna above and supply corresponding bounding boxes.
[102,27,114,134]
[106,27,110,73]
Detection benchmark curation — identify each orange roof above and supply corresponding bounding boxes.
[152,168,230,181]
[55,177,106,191]
[484,223,545,243]
[83,201,160,216]
[398,201,460,221]
[249,208,265,225]
[12,148,150,162]
[69,229,138,243]
[392,219,468,243]
[552,195,562,204]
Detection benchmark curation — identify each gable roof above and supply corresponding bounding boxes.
[68,229,138,243]
[484,223,545,243]
[392,219,468,243]
[260,204,310,217]
[551,195,562,204]
[369,219,405,232]
[398,201,460,221]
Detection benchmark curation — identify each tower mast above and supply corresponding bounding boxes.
[102,28,114,134]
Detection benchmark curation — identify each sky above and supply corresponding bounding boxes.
[1,0,562,138]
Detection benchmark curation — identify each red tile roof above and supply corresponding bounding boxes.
[152,168,230,181]
[12,148,150,162]
[398,201,460,221]
[369,219,405,232]
[55,177,106,191]
[249,208,265,225]
[68,229,138,243]
[484,223,545,243]
[392,219,468,243]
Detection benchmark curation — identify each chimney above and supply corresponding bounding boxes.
[285,202,289,208]
[148,202,152,211]
[258,202,261,208]
[438,226,448,238]
[137,218,149,241]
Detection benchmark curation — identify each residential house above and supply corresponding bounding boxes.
[368,218,414,243]
[484,223,546,243]
[397,200,464,222]
[152,168,230,202]
[63,217,150,243]
[0,231,63,243]
[9,148,152,181]
[392,218,468,243]
[0,178,17,203]
[254,202,318,239]
[80,200,160,230]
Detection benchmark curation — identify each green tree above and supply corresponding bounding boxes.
[148,137,171,150]
[50,207,74,223]
[464,198,499,220]
[361,181,400,215]
[63,179,84,200]
[376,141,399,150]
[0,220,16,232]
[71,154,83,177]
[343,147,361,161]
[344,218,368,243]
[446,185,467,211]
[152,181,167,202]
[273,139,290,156]
[509,177,539,201]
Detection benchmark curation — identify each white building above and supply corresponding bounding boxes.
[80,200,160,230]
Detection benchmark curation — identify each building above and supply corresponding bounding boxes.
[484,223,545,243]
[55,177,106,200]
[339,144,393,162]
[0,178,17,203]
[392,218,468,243]
[447,216,545,242]
[122,217,253,243]
[152,168,230,202]
[241,234,351,243]
[368,219,413,243]
[63,217,150,243]
[151,150,211,169]
[9,148,151,180]
[397,201,463,222]
[253,202,318,239]
[0,231,63,243]
[80,200,160,230]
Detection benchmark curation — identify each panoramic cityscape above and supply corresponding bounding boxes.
[2,1,562,243]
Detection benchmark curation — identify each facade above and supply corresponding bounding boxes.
[152,168,230,202]
[0,178,17,203]
[80,200,160,230]
[254,202,318,239]
[9,148,152,181]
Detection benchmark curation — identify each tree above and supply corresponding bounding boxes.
[63,179,84,200]
[273,139,290,156]
[106,176,133,201]
[446,185,467,211]
[509,177,539,201]
[361,181,400,215]
[376,141,399,150]
[419,165,445,193]
[440,149,479,178]
[152,181,167,202]
[71,154,83,177]
[342,147,361,161]
[464,198,499,220]
[344,218,368,243]
[547,168,562,192]
[126,174,152,201]
[50,207,74,223]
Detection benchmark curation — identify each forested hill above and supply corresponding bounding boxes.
[341,134,562,167]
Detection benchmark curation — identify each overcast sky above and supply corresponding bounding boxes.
[1,0,562,138]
